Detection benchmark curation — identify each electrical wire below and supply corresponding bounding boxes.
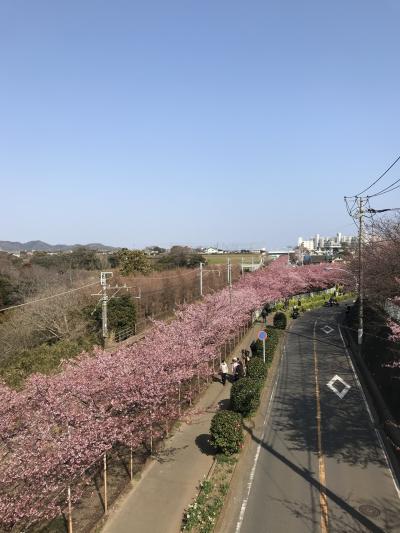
[344,197,360,231]
[132,269,203,282]
[368,181,400,198]
[1,254,239,316]
[356,153,400,196]
[0,281,99,313]
[124,263,229,283]
[0,265,228,314]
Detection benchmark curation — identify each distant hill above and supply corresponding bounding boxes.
[0,240,118,253]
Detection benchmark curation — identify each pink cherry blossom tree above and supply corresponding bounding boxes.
[0,258,348,528]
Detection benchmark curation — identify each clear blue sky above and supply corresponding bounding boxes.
[1,0,400,249]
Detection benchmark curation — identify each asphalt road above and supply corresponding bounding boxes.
[230,306,400,533]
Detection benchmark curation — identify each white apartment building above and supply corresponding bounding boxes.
[297,233,357,253]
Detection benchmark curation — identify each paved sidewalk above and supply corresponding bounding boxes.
[101,324,262,533]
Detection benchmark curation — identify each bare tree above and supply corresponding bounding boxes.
[0,282,93,363]
[350,215,400,303]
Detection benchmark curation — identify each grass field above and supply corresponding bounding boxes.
[204,253,263,265]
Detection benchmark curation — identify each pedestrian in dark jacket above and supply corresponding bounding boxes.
[261,308,267,324]
[235,360,244,380]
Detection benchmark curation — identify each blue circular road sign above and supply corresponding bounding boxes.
[258,330,268,341]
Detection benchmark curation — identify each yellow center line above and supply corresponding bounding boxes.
[313,321,329,533]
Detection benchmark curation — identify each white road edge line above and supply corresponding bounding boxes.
[338,323,400,500]
[234,346,284,533]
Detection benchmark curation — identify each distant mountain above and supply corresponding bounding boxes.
[0,240,118,252]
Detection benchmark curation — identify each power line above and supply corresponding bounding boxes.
[344,197,360,230]
[134,269,202,282]
[0,281,99,313]
[356,153,400,196]
[0,265,229,315]
[368,180,400,198]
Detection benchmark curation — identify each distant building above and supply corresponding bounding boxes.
[297,233,357,254]
[250,247,267,254]
[202,247,225,254]
[268,250,294,259]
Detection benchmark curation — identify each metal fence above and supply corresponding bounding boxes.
[24,321,254,533]
[385,300,400,322]
[115,324,136,342]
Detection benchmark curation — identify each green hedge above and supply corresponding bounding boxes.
[210,410,243,455]
[250,327,280,365]
[246,357,267,381]
[230,378,262,417]
[210,323,282,456]
[273,311,287,329]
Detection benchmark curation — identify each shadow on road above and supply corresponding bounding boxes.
[275,317,386,469]
[243,422,390,532]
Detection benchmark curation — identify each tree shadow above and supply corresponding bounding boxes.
[277,316,386,468]
[195,433,215,456]
[242,422,395,532]
[269,494,400,533]
[153,444,189,463]
[244,307,400,532]
[218,398,231,410]
[93,471,105,512]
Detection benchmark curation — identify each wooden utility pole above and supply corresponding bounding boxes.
[358,197,364,345]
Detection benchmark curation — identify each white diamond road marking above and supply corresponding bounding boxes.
[327,375,351,399]
[321,325,334,334]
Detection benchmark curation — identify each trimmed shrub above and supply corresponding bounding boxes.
[210,410,243,455]
[273,311,287,330]
[246,357,267,381]
[231,378,262,417]
[250,327,280,365]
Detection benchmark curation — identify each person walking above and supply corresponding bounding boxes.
[243,350,251,370]
[231,358,239,380]
[261,308,267,325]
[235,360,244,380]
[220,359,229,386]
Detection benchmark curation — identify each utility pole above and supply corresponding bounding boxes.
[358,197,364,345]
[227,257,231,286]
[241,257,244,276]
[92,272,134,341]
[101,272,113,339]
[199,262,203,297]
